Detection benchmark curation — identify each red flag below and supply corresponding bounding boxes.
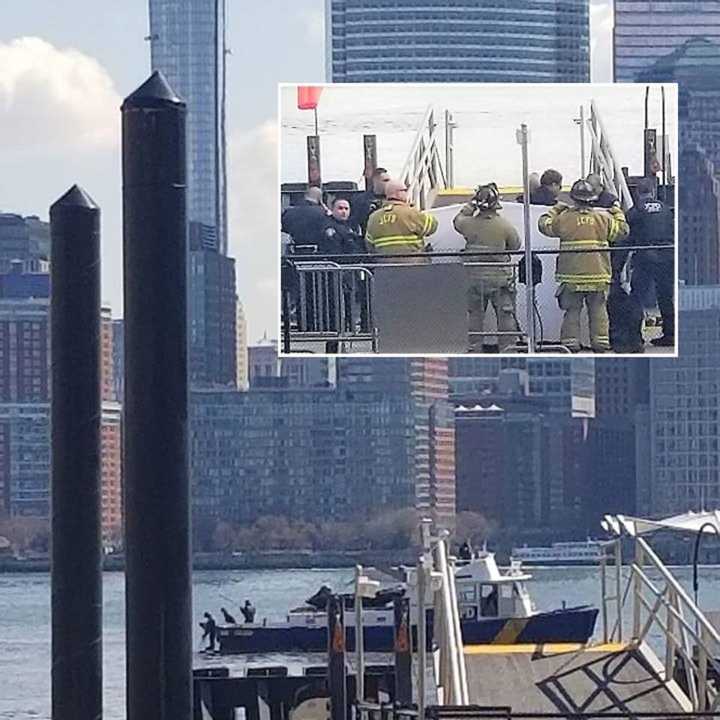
[297,86,323,110]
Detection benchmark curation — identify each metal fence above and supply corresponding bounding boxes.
[280,245,674,354]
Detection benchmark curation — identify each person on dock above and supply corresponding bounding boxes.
[586,173,619,209]
[241,600,256,624]
[322,197,366,352]
[281,186,330,251]
[351,167,390,235]
[453,182,520,352]
[200,611,217,651]
[531,169,563,206]
[538,178,629,352]
[365,180,438,263]
[221,607,237,624]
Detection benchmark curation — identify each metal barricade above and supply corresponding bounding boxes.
[280,244,674,355]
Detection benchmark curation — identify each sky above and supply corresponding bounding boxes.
[1,0,613,341]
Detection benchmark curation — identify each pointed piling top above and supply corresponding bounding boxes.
[50,184,99,213]
[122,70,185,111]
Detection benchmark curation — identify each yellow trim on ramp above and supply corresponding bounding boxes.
[465,642,628,655]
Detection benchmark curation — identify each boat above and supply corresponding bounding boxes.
[511,539,604,566]
[216,551,598,654]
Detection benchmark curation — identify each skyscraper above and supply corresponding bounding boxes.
[149,2,238,387]
[644,285,720,516]
[326,0,590,82]
[148,0,227,253]
[614,0,720,82]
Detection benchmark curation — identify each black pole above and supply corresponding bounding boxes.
[692,522,720,608]
[50,185,102,720]
[121,71,192,720]
[328,595,346,720]
[393,597,413,706]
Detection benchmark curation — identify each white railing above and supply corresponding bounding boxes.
[415,520,469,713]
[400,106,447,211]
[587,101,635,212]
[602,514,720,713]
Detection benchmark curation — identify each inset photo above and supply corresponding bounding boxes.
[279,83,678,357]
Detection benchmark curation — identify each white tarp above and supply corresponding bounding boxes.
[605,510,720,537]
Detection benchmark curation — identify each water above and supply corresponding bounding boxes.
[2,565,719,719]
[280,84,678,190]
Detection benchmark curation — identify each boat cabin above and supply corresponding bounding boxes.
[453,552,534,621]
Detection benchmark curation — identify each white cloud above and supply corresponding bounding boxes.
[228,120,280,342]
[0,37,120,159]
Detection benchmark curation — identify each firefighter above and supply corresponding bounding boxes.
[538,179,629,352]
[453,183,520,352]
[365,180,438,262]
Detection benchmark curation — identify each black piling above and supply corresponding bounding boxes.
[121,71,192,720]
[393,597,413,706]
[50,185,102,720]
[327,595,347,720]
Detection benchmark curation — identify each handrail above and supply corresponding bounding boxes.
[602,514,720,712]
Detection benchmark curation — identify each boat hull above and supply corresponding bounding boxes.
[216,605,598,654]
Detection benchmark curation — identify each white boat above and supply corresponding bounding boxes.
[511,539,604,566]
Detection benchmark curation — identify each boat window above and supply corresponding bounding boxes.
[501,585,512,599]
[480,585,499,617]
[459,587,477,603]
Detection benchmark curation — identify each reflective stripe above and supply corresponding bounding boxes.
[372,235,423,248]
[557,274,611,281]
[422,213,433,234]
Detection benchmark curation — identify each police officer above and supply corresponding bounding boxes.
[626,178,675,347]
[322,198,365,352]
[538,179,629,352]
[365,180,438,262]
[241,600,256,624]
[200,611,217,651]
[453,183,520,352]
[281,186,329,249]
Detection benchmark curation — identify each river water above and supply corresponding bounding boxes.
[280,84,678,190]
[2,565,719,719]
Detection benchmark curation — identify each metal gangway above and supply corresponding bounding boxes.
[599,512,720,714]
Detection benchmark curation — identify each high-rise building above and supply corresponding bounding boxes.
[112,319,124,403]
[248,336,330,389]
[149,4,239,388]
[188,246,237,386]
[190,387,416,525]
[326,0,590,83]
[594,358,650,420]
[0,214,50,273]
[679,146,720,284]
[644,285,720,516]
[449,358,596,418]
[236,300,247,390]
[636,40,720,285]
[337,357,456,527]
[148,0,227,253]
[101,404,122,544]
[613,0,720,83]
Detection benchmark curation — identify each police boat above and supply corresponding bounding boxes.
[216,551,598,654]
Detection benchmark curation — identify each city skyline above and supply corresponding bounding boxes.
[0,0,613,339]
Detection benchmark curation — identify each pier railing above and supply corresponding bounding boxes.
[602,515,720,713]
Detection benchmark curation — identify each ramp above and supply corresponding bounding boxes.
[464,644,688,715]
